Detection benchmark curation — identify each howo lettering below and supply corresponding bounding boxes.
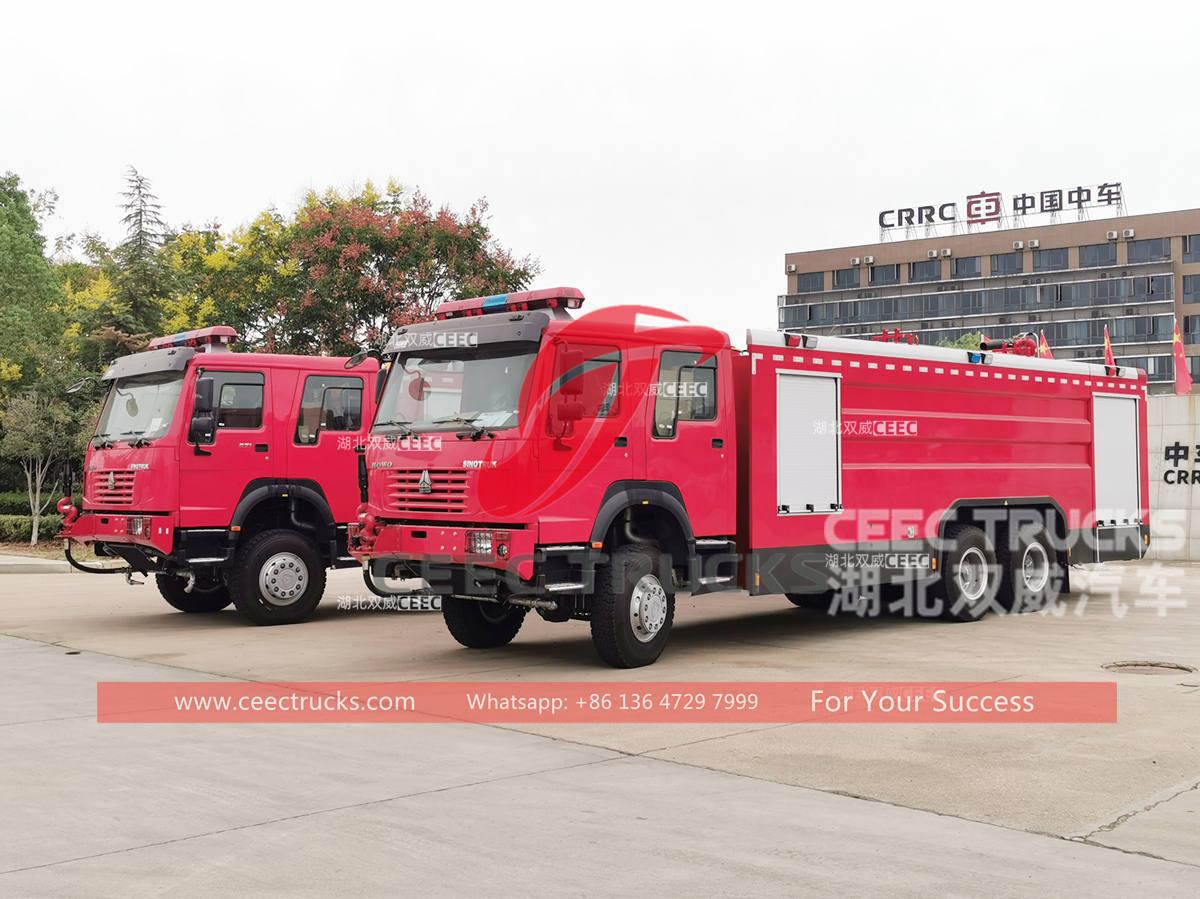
[59,326,379,624]
[348,288,1150,667]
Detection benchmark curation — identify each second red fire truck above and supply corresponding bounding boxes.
[348,288,1149,667]
[59,327,378,625]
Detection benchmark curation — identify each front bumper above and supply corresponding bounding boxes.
[351,521,539,581]
[60,510,177,556]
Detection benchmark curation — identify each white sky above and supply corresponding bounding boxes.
[5,1,1200,341]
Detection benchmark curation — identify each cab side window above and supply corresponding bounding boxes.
[295,375,364,445]
[653,350,717,439]
[547,343,620,434]
[210,371,265,430]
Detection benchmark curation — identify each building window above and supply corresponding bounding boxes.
[909,259,940,282]
[1184,316,1200,345]
[1184,235,1200,264]
[952,256,980,279]
[1185,275,1200,305]
[1079,242,1117,267]
[990,251,1023,276]
[1127,237,1171,264]
[1032,248,1068,272]
[795,271,824,293]
[869,263,899,286]
[833,267,859,289]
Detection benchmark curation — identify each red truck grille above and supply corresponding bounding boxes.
[89,469,136,506]
[385,468,468,514]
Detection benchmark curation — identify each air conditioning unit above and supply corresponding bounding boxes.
[850,257,861,266]
[1122,228,1135,239]
[927,249,938,259]
[1107,230,1119,240]
[786,263,796,273]
[863,255,875,265]
[1012,240,1024,250]
[1028,239,1040,248]
[940,248,952,257]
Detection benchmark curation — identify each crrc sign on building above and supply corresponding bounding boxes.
[878,182,1124,231]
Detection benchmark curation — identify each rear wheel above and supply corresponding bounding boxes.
[998,523,1062,613]
[442,596,525,648]
[229,529,327,625]
[786,591,836,613]
[936,524,999,622]
[590,545,675,668]
[155,573,231,613]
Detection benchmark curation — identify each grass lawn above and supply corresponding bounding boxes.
[0,541,96,561]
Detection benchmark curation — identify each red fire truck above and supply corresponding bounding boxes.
[348,289,1149,667]
[58,326,378,625]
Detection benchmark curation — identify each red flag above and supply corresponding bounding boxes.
[1103,324,1116,368]
[1037,330,1054,359]
[1173,318,1193,396]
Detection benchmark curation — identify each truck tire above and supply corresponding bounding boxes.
[229,529,327,626]
[786,591,836,613]
[155,573,232,613]
[936,524,999,622]
[590,545,675,668]
[442,597,525,648]
[997,523,1062,613]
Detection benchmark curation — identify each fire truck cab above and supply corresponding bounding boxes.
[350,289,1149,667]
[59,326,378,625]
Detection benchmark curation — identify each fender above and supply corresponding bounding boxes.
[231,479,337,537]
[589,480,694,548]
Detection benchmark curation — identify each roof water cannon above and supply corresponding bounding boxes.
[980,332,1038,357]
[435,287,585,320]
[871,328,920,345]
[147,326,237,352]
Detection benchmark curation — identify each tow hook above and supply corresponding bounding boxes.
[183,571,196,594]
[124,571,143,586]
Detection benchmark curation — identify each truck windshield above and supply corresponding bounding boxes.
[374,349,537,434]
[94,371,185,442]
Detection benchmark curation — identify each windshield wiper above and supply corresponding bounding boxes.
[432,413,481,426]
[119,430,154,448]
[93,434,115,449]
[374,419,415,436]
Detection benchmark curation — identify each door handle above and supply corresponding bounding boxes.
[614,436,628,447]
[255,444,269,453]
[711,438,724,449]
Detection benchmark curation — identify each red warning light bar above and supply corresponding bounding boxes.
[435,287,585,320]
[147,326,238,351]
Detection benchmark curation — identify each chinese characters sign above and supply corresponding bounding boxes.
[1164,441,1200,485]
[878,182,1123,232]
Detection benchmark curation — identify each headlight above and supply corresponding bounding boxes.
[467,530,493,555]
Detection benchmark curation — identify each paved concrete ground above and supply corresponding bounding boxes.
[1,562,1198,895]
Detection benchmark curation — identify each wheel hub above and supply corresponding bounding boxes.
[259,552,308,606]
[1022,541,1049,593]
[956,547,988,601]
[630,574,668,642]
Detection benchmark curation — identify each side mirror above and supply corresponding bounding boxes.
[194,377,215,414]
[346,349,380,369]
[65,377,95,395]
[558,401,584,423]
[190,377,216,448]
[559,352,585,396]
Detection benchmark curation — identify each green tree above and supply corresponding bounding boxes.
[0,173,66,387]
[0,374,90,544]
[106,166,170,348]
[937,331,983,350]
[284,181,538,354]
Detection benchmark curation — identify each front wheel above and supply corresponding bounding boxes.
[229,529,327,625]
[442,596,526,648]
[155,573,232,613]
[590,545,675,668]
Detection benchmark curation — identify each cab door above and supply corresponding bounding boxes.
[177,368,275,528]
[642,348,735,538]
[288,372,368,523]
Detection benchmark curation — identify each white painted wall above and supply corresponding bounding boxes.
[1147,395,1200,561]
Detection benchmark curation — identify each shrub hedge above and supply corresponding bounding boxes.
[0,514,63,543]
